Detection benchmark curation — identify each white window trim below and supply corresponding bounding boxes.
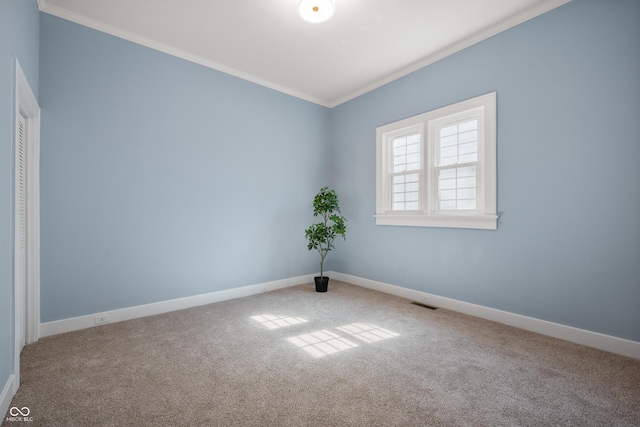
[376,92,497,230]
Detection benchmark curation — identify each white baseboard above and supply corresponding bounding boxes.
[330,272,640,359]
[40,273,315,338]
[1,375,15,422]
[38,271,640,359]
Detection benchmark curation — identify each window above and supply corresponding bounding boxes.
[376,92,497,229]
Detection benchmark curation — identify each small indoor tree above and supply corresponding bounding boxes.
[305,187,346,292]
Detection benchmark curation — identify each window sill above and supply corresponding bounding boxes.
[374,213,497,230]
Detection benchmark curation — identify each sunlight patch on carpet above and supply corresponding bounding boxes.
[287,330,359,357]
[336,323,399,343]
[251,314,309,330]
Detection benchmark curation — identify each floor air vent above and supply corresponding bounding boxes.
[411,301,438,310]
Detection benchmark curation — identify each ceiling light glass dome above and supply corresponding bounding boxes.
[298,0,335,24]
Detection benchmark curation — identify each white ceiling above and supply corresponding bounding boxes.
[37,0,571,107]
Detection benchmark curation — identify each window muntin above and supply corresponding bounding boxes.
[391,133,421,211]
[438,166,477,210]
[430,110,484,214]
[375,92,497,229]
[439,120,478,166]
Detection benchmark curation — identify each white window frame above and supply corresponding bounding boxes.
[376,92,497,230]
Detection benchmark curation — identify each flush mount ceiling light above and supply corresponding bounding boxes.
[298,0,335,24]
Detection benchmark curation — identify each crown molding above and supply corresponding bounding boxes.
[329,0,572,107]
[37,0,331,107]
[38,0,571,109]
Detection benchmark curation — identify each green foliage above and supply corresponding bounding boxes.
[305,187,346,278]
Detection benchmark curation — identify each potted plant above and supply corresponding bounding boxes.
[305,187,346,292]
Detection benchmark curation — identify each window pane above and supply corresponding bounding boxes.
[439,189,456,200]
[439,157,457,167]
[459,120,477,133]
[438,120,479,167]
[393,146,406,156]
[393,137,406,149]
[457,177,476,188]
[407,134,420,144]
[458,153,478,163]
[457,188,476,199]
[391,171,420,211]
[407,142,420,154]
[457,166,476,177]
[459,142,477,155]
[440,200,456,210]
[439,169,456,179]
[457,199,476,210]
[406,153,419,164]
[440,146,458,159]
[439,178,456,190]
[440,134,458,147]
[437,166,477,211]
[459,130,477,144]
[440,125,458,137]
[392,134,420,174]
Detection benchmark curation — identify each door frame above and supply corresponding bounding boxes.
[13,58,40,393]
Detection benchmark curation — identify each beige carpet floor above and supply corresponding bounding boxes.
[4,282,640,426]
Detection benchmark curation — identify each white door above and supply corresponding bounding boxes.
[15,113,27,353]
[13,60,41,396]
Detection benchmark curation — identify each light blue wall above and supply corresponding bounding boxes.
[39,14,330,322]
[329,0,640,342]
[37,0,640,342]
[0,0,39,397]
